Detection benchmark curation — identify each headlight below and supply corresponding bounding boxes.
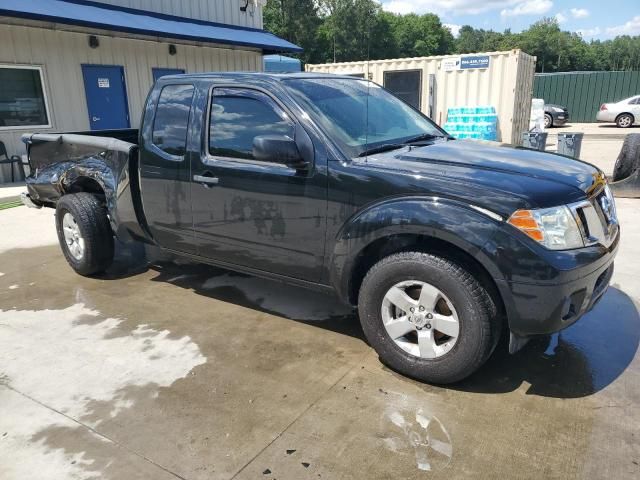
[508,206,584,250]
[603,184,617,223]
[551,107,564,113]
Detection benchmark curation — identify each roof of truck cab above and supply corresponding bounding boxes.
[156,72,363,82]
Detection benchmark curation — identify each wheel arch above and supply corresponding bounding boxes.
[346,233,506,319]
[330,197,507,315]
[65,176,107,198]
[52,159,121,236]
[61,170,116,234]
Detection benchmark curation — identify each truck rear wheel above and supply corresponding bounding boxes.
[55,193,114,276]
[358,252,499,384]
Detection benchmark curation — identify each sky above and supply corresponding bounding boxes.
[380,0,640,40]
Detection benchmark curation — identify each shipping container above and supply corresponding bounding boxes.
[306,50,536,145]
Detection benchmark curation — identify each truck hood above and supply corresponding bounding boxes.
[360,139,603,212]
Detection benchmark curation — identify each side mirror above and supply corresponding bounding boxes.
[253,135,309,170]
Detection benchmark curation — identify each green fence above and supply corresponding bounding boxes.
[533,71,640,123]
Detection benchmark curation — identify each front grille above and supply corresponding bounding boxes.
[571,186,619,248]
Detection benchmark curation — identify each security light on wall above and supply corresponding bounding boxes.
[88,35,99,49]
[169,44,177,56]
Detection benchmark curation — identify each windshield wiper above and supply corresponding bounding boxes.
[357,133,447,157]
[357,143,407,157]
[402,133,448,144]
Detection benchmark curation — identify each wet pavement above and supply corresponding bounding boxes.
[1,202,639,479]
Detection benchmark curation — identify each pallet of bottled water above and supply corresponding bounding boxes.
[443,106,498,141]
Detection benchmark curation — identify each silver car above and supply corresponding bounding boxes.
[596,95,640,128]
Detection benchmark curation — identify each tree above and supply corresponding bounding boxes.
[514,18,566,72]
[263,1,640,72]
[390,13,454,58]
[263,0,324,64]
[317,0,388,63]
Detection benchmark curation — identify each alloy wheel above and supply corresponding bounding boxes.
[62,212,85,260]
[381,280,460,359]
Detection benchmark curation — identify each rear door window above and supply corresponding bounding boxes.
[152,84,195,157]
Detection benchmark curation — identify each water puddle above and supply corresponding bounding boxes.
[0,303,206,479]
[202,273,352,321]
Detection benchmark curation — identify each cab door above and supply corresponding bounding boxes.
[139,83,195,252]
[190,86,327,282]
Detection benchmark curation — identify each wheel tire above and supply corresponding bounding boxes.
[613,134,640,181]
[358,252,500,384]
[616,113,634,129]
[55,193,114,276]
[544,113,553,128]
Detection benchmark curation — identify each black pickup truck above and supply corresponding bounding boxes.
[22,73,619,383]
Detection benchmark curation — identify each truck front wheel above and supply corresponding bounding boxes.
[55,193,114,276]
[358,252,500,384]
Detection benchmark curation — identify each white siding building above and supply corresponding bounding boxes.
[0,0,300,183]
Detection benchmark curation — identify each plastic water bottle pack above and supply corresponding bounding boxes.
[443,106,498,141]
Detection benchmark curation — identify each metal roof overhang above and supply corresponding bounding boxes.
[0,0,302,54]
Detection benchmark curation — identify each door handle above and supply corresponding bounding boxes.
[92,116,101,122]
[193,174,219,187]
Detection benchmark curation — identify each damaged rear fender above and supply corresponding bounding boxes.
[23,134,146,242]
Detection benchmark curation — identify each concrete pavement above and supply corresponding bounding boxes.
[0,203,639,479]
[547,122,637,139]
[0,183,25,204]
[544,123,635,176]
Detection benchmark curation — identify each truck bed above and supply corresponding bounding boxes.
[22,129,148,243]
[23,129,138,171]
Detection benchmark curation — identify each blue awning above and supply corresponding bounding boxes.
[0,0,302,53]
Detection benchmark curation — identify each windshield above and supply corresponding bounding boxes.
[283,77,445,157]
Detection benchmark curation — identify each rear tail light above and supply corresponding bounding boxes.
[600,104,608,111]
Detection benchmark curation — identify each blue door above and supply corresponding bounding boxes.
[152,68,185,82]
[81,65,130,130]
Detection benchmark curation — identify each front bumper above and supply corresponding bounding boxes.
[495,240,617,337]
[552,113,568,125]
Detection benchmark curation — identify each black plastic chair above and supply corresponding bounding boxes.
[0,141,25,183]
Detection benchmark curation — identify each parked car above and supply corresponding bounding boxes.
[544,103,569,128]
[21,73,619,384]
[596,95,640,128]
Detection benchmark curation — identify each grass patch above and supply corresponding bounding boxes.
[0,200,23,211]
